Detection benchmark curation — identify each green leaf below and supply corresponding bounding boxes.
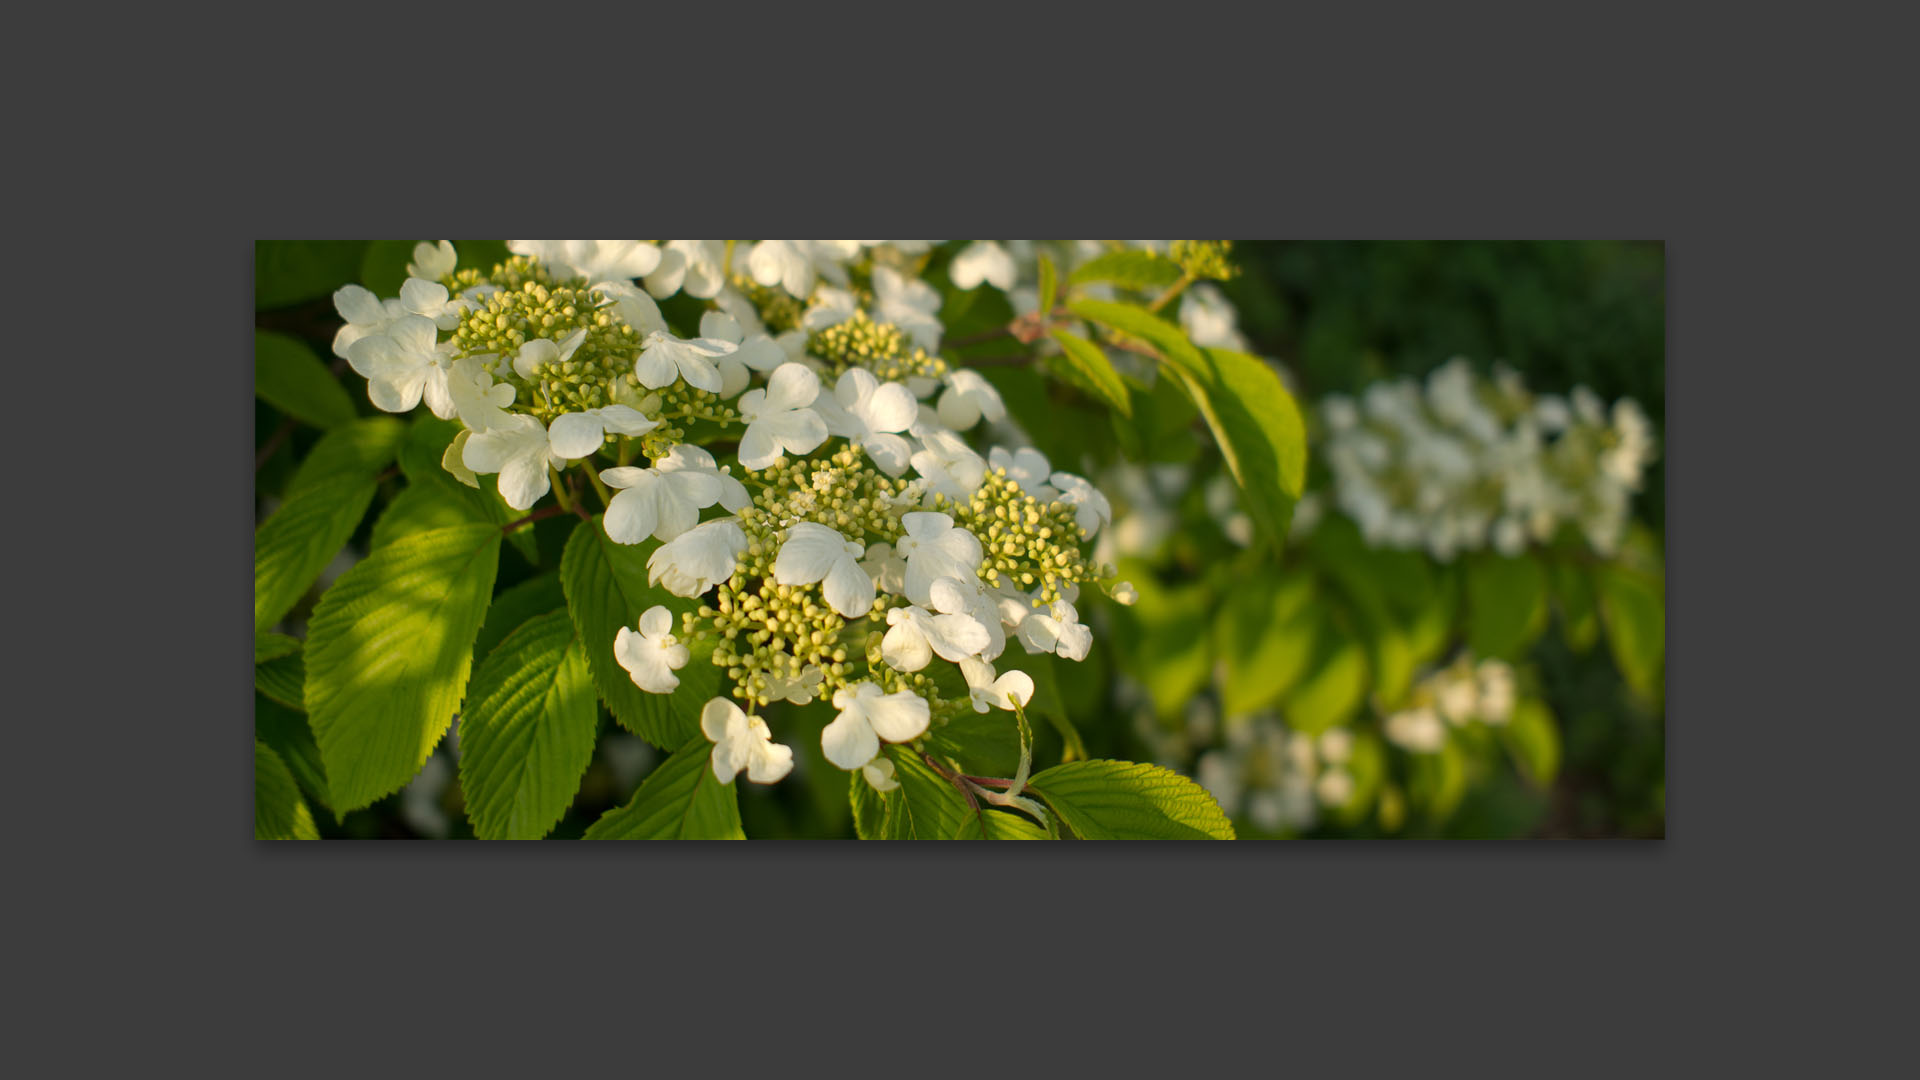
[924,708,1021,779]
[458,609,599,839]
[1068,250,1184,292]
[255,631,302,664]
[398,415,539,565]
[359,239,416,299]
[1037,253,1058,317]
[256,741,320,840]
[305,523,502,812]
[255,641,307,711]
[852,748,975,840]
[953,807,1050,839]
[286,416,405,497]
[1214,573,1319,715]
[255,330,356,430]
[1594,564,1664,700]
[1067,302,1307,543]
[254,474,377,632]
[255,241,368,310]
[1549,560,1599,653]
[560,517,714,747]
[472,572,566,662]
[1020,656,1088,763]
[1465,553,1549,660]
[1282,615,1368,735]
[1026,759,1235,839]
[583,737,744,839]
[1502,698,1560,788]
[256,692,330,810]
[1047,330,1133,416]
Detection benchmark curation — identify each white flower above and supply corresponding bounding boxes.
[861,757,900,792]
[881,603,991,672]
[331,284,405,360]
[346,314,455,418]
[930,574,1009,661]
[1049,471,1111,537]
[599,447,726,544]
[746,239,858,298]
[701,698,793,784]
[1110,581,1138,606]
[634,327,735,395]
[1315,768,1354,807]
[936,369,1007,430]
[445,354,516,433]
[1436,671,1481,725]
[949,241,1017,291]
[860,542,907,595]
[1179,283,1249,351]
[648,519,747,597]
[399,276,466,330]
[800,285,859,332]
[762,665,824,706]
[547,404,659,460]
[1477,660,1516,724]
[894,511,984,607]
[1016,598,1092,661]
[658,443,750,511]
[813,368,917,476]
[1385,706,1447,754]
[737,363,829,471]
[987,446,1057,501]
[614,605,689,694]
[871,264,944,350]
[408,240,457,281]
[462,413,565,510]
[773,522,874,618]
[910,427,988,501]
[698,310,787,399]
[441,430,480,488]
[822,682,931,770]
[512,328,587,381]
[958,657,1035,713]
[508,239,662,285]
[642,239,726,300]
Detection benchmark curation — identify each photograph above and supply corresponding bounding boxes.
[253,239,1665,840]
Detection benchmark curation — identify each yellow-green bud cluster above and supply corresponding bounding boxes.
[807,311,951,384]
[690,536,859,708]
[742,447,911,537]
[954,468,1099,605]
[446,255,561,294]
[451,278,642,424]
[1169,239,1239,282]
[631,382,739,458]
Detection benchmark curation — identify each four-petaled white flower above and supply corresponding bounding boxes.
[446,354,516,433]
[894,511,984,607]
[408,240,457,281]
[642,239,727,300]
[762,665,824,706]
[936,369,1007,431]
[547,404,658,460]
[654,443,749,512]
[859,542,907,595]
[346,314,457,418]
[871,265,944,350]
[814,368,917,477]
[701,697,794,784]
[737,363,829,471]
[648,519,747,597]
[1049,471,1111,537]
[949,240,1017,291]
[698,310,787,399]
[881,602,991,672]
[462,413,566,510]
[1016,597,1093,661]
[508,239,662,285]
[332,284,405,360]
[930,575,1008,661]
[600,446,727,544]
[513,328,588,381]
[822,682,931,770]
[773,522,874,618]
[614,605,689,694]
[400,277,466,330]
[958,657,1036,713]
[634,326,735,394]
[988,446,1058,501]
[909,427,988,501]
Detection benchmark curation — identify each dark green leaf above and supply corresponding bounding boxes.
[286,416,405,497]
[1465,553,1549,660]
[255,241,368,310]
[1594,564,1664,700]
[458,610,599,839]
[256,741,320,840]
[472,572,566,662]
[255,330,356,430]
[1502,698,1560,788]
[256,692,330,810]
[254,474,377,632]
[583,737,745,839]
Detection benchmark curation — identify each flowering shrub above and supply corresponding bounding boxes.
[256,239,1296,839]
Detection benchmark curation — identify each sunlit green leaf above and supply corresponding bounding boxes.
[458,610,599,840]
[1026,759,1234,839]
[583,737,745,839]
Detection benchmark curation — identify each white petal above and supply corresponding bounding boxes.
[745,741,794,784]
[823,556,877,618]
[547,412,607,460]
[639,605,673,638]
[862,382,919,434]
[821,713,880,771]
[773,523,851,585]
[881,617,933,671]
[865,691,931,743]
[603,484,661,544]
[496,452,551,511]
[763,363,821,411]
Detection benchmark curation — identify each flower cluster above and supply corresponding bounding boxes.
[332,240,1129,791]
[1317,359,1657,559]
[1380,654,1516,754]
[1190,711,1358,835]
